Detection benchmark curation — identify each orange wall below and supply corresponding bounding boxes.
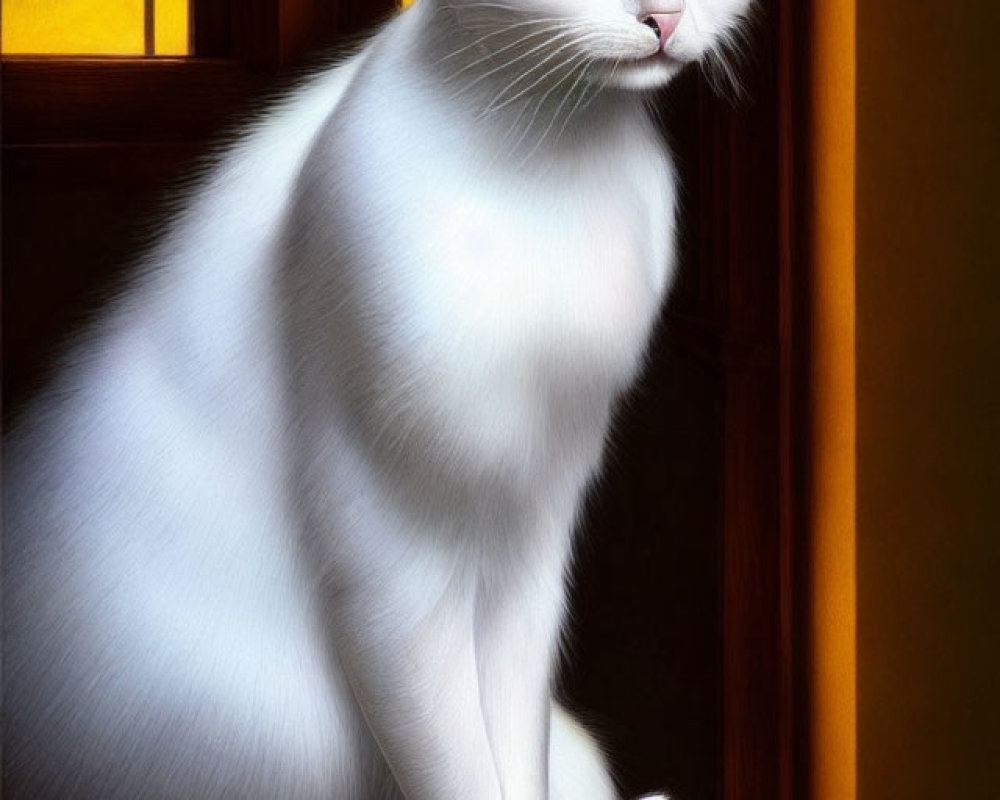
[856,0,1000,797]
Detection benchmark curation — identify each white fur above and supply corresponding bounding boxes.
[2,0,750,797]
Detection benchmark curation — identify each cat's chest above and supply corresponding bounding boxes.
[403,167,667,379]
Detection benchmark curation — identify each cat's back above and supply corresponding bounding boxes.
[3,40,375,539]
[2,44,376,582]
[1,49,382,800]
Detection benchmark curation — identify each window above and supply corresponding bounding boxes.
[1,0,189,55]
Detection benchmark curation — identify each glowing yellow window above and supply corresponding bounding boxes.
[2,0,189,56]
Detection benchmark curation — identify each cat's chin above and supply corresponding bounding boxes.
[599,53,688,91]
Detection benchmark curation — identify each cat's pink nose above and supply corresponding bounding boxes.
[641,12,682,50]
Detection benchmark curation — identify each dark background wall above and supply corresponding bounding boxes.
[856,0,1000,797]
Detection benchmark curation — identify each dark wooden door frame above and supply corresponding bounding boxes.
[664,0,814,796]
[708,0,813,797]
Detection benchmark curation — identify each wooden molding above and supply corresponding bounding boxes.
[696,0,814,795]
[1,57,267,146]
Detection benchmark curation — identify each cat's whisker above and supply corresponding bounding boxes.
[559,52,618,130]
[434,17,572,66]
[479,32,605,119]
[510,51,592,163]
[447,23,581,81]
[436,18,575,67]
[455,0,562,18]
[686,9,750,105]
[493,93,540,167]
[568,55,616,124]
[518,55,597,166]
[608,54,625,87]
[449,27,580,97]
[703,39,744,103]
[723,22,754,98]
[551,57,598,145]
[501,87,539,146]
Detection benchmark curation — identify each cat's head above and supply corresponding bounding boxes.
[441,0,755,92]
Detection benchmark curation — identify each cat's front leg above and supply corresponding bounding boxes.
[474,553,569,799]
[328,542,505,800]
[340,564,503,800]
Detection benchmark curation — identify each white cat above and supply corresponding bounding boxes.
[2,0,751,797]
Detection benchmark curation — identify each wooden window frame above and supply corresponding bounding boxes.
[2,0,399,150]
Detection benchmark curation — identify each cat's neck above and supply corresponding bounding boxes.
[390,1,650,166]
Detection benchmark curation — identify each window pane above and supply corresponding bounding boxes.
[155,0,188,55]
[1,0,189,55]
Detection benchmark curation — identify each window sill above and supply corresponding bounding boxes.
[2,56,268,145]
